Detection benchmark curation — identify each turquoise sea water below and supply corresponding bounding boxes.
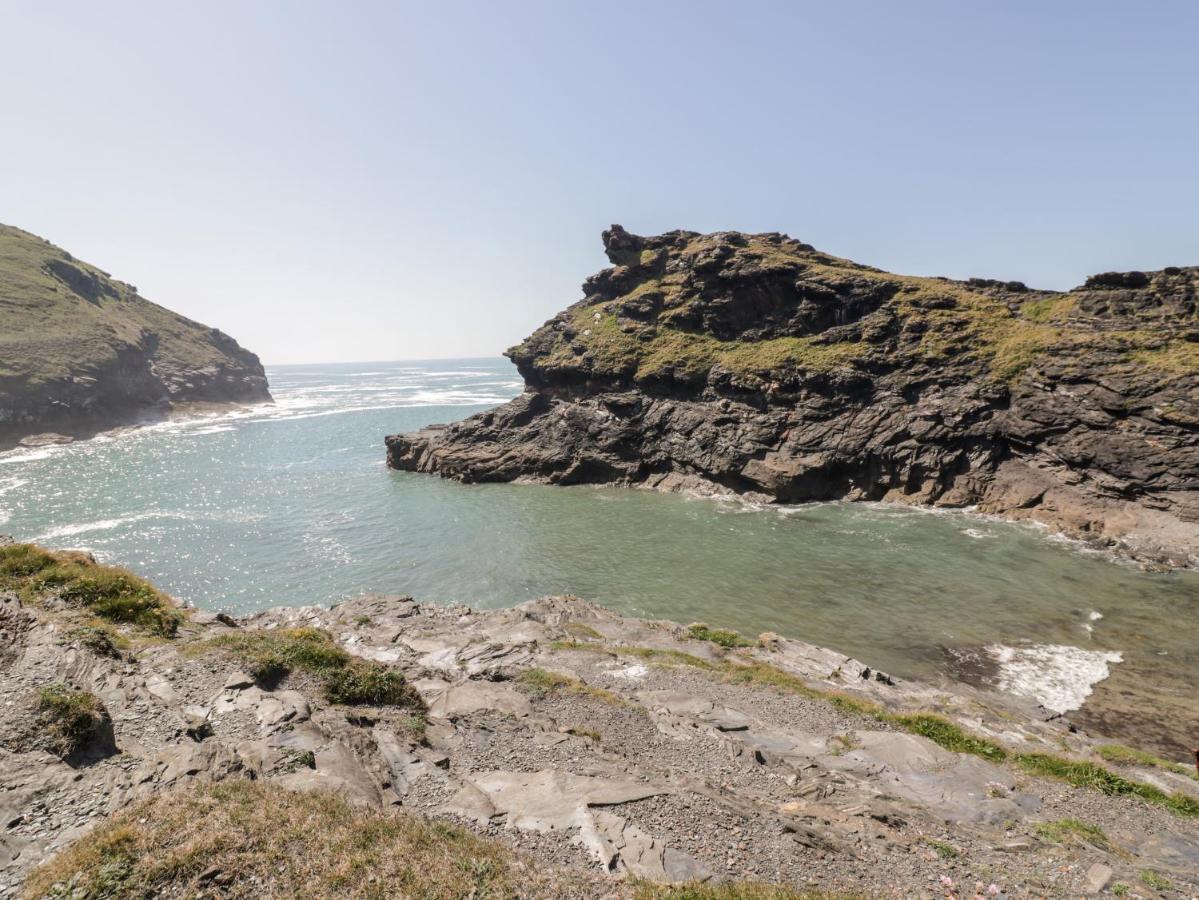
[1,359,1196,751]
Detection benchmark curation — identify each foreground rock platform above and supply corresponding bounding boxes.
[388,225,1199,569]
[4,584,1199,898]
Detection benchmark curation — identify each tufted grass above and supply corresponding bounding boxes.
[0,543,181,636]
[686,622,753,648]
[36,683,106,757]
[202,627,423,710]
[60,623,130,658]
[516,667,625,705]
[1034,818,1109,849]
[204,627,350,682]
[22,780,577,900]
[1096,743,1198,779]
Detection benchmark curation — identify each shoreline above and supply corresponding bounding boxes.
[0,398,276,456]
[3,556,1198,896]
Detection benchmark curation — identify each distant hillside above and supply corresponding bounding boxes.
[0,224,270,448]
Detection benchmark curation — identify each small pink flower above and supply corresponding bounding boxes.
[940,875,955,888]
[988,885,1001,897]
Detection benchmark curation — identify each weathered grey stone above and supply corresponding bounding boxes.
[1082,862,1113,895]
[144,673,178,705]
[451,770,668,832]
[223,671,255,690]
[427,681,532,719]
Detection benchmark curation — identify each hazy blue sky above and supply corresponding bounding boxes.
[3,2,1196,364]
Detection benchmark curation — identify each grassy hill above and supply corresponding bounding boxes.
[0,224,270,447]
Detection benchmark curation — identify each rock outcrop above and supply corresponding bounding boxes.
[3,557,1199,897]
[0,224,271,450]
[388,226,1199,567]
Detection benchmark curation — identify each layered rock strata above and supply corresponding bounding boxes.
[3,561,1199,895]
[389,226,1199,567]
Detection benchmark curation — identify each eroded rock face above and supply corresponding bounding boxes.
[388,226,1199,567]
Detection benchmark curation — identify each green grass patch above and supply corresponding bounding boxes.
[60,624,129,658]
[324,660,422,707]
[1140,869,1172,890]
[1021,294,1075,323]
[1096,743,1197,778]
[890,714,1007,763]
[201,627,423,711]
[564,622,603,640]
[1014,752,1199,818]
[687,622,753,648]
[0,543,181,636]
[516,668,624,705]
[922,838,958,859]
[37,683,106,757]
[206,627,350,682]
[1034,818,1109,849]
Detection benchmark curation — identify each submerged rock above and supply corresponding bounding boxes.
[388,226,1199,567]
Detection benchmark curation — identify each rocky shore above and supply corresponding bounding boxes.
[388,226,1199,569]
[0,224,271,451]
[3,541,1198,898]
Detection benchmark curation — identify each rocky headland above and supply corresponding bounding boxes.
[0,225,271,451]
[388,226,1199,568]
[2,539,1198,898]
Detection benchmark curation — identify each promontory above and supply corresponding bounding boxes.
[388,226,1199,568]
[0,224,271,450]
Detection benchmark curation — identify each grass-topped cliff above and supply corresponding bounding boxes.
[510,226,1198,391]
[389,226,1199,568]
[0,224,270,448]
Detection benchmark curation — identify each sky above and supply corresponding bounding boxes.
[2,1,1197,364]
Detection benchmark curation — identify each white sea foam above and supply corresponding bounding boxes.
[986,643,1123,713]
[0,477,27,495]
[962,527,993,540]
[0,445,68,466]
[33,513,174,540]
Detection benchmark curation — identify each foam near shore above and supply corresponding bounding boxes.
[987,643,1124,714]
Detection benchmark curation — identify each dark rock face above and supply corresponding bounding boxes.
[0,224,272,449]
[388,226,1199,567]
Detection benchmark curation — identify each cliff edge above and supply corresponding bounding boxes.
[3,540,1198,896]
[0,224,271,449]
[389,225,1199,567]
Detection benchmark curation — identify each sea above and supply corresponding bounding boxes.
[2,359,1196,754]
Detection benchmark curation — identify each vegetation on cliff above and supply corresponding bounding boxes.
[0,542,182,636]
[511,226,1198,391]
[0,224,270,445]
[389,225,1199,569]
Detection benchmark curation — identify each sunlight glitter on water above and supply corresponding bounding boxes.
[1,358,1196,751]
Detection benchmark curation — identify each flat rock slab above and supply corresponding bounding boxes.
[447,769,670,832]
[637,689,754,732]
[426,681,532,719]
[828,731,1039,825]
